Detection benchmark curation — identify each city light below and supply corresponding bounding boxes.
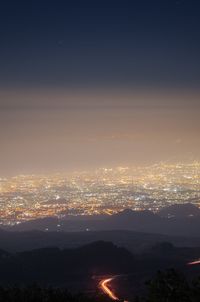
[0,162,200,226]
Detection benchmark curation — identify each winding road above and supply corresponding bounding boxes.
[99,259,200,301]
[99,276,119,301]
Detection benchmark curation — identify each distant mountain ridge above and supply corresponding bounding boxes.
[2,203,200,237]
[158,203,200,218]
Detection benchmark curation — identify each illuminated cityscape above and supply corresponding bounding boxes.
[1,162,200,225]
[1,1,200,300]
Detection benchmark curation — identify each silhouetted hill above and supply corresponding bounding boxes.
[110,209,158,221]
[158,203,200,218]
[2,229,200,254]
[9,217,59,231]
[0,241,134,285]
[107,209,161,229]
[4,206,200,237]
[0,240,200,289]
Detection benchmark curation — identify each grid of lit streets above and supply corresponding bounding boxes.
[1,162,200,226]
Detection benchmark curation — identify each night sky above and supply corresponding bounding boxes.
[0,0,200,175]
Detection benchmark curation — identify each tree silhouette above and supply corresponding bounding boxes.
[145,269,191,302]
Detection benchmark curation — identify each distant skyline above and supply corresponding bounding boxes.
[0,1,200,175]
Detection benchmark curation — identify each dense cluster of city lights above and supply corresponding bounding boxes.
[0,162,200,225]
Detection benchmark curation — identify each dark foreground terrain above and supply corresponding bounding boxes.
[0,240,200,297]
[0,269,200,302]
[1,205,200,300]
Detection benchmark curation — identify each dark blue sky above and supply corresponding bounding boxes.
[1,0,200,89]
[0,0,200,175]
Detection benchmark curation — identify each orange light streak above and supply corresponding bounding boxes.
[100,277,119,300]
